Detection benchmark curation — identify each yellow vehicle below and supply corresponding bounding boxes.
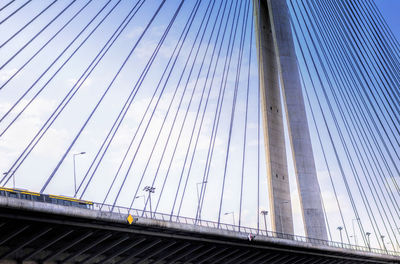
[0,187,93,209]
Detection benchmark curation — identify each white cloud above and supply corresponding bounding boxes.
[0,68,17,81]
[126,26,144,39]
[0,98,61,165]
[68,77,92,88]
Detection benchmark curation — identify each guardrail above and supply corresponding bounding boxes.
[93,202,399,257]
[2,191,397,257]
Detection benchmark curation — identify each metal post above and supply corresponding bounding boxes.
[392,228,400,252]
[143,186,155,218]
[366,232,371,251]
[196,181,207,221]
[337,227,343,247]
[224,212,235,227]
[149,192,152,217]
[135,195,146,208]
[381,235,388,254]
[73,155,77,195]
[73,152,85,196]
[260,210,268,235]
[352,218,359,246]
[2,172,15,189]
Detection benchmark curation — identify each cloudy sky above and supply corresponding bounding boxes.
[0,0,399,251]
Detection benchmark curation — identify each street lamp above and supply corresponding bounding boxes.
[3,171,15,189]
[135,195,146,208]
[196,181,207,203]
[196,181,207,201]
[279,201,289,234]
[73,152,86,196]
[196,181,207,221]
[337,226,343,247]
[260,210,268,234]
[143,186,155,216]
[352,218,360,246]
[224,211,235,226]
[366,232,371,251]
[381,235,388,254]
[392,228,400,252]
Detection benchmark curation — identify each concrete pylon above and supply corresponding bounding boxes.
[253,0,294,236]
[253,0,328,240]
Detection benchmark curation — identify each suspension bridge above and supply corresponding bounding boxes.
[0,0,399,263]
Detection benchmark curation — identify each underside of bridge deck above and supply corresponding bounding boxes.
[0,208,397,264]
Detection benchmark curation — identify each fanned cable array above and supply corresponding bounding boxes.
[0,0,399,252]
[289,0,400,251]
[0,0,264,233]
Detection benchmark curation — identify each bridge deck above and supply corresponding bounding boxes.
[0,197,398,264]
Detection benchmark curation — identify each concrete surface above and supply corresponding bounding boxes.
[252,0,294,236]
[253,0,328,240]
[0,193,398,263]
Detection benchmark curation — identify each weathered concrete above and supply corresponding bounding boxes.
[266,0,328,240]
[253,0,328,240]
[252,0,294,236]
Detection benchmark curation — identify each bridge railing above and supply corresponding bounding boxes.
[93,202,398,257]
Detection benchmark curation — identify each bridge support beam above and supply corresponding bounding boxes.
[253,0,328,240]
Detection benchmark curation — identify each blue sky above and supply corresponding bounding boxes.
[0,0,399,251]
[0,0,264,228]
[377,0,400,37]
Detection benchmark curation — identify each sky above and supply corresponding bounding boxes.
[289,0,400,251]
[0,0,399,252]
[0,0,265,229]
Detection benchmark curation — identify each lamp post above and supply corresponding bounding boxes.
[366,232,371,251]
[352,218,360,246]
[196,181,207,201]
[73,152,86,196]
[381,235,388,254]
[224,211,235,226]
[392,228,400,252]
[381,235,388,253]
[3,171,15,189]
[260,210,268,234]
[196,181,207,221]
[279,201,289,235]
[135,195,146,208]
[196,181,207,204]
[337,226,343,247]
[143,186,155,216]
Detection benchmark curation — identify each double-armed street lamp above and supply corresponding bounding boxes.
[143,186,156,216]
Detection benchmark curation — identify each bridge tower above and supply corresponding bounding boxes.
[253,0,328,240]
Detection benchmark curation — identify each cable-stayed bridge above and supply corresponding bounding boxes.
[0,0,399,263]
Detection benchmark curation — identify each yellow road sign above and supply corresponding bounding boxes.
[127,214,134,225]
